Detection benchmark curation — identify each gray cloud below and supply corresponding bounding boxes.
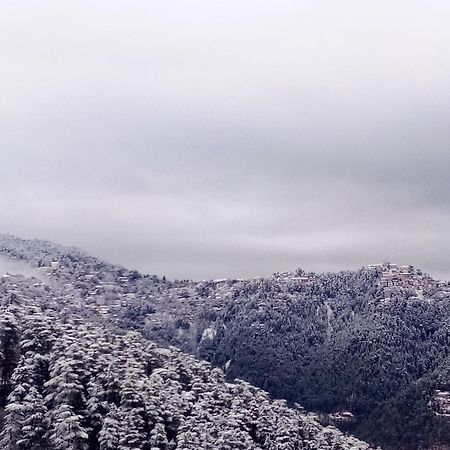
[1,1,450,281]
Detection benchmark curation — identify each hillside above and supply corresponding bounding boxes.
[0,269,371,450]
[1,234,450,449]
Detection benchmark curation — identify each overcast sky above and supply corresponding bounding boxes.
[1,1,450,281]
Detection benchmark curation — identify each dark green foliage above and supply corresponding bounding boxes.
[0,311,20,406]
[0,273,369,450]
[197,271,450,450]
[3,235,450,449]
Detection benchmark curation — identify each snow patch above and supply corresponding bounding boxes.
[201,327,216,342]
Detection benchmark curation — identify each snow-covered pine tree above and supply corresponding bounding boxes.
[44,346,88,414]
[149,422,168,450]
[45,340,91,449]
[117,406,149,450]
[117,369,150,450]
[19,310,54,355]
[48,404,89,450]
[17,386,48,449]
[0,310,20,405]
[0,356,34,449]
[98,406,121,450]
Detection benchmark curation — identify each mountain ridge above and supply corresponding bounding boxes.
[0,236,374,450]
[1,234,450,449]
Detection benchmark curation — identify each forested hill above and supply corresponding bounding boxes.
[0,272,371,449]
[1,234,450,449]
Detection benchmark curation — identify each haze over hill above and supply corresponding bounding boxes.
[0,255,42,279]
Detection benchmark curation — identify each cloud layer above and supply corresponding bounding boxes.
[1,1,450,280]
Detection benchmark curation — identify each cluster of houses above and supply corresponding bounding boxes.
[328,411,355,423]
[1,271,72,313]
[80,277,139,319]
[32,263,139,319]
[272,271,312,283]
[372,263,416,287]
[369,263,450,300]
[430,390,450,416]
[1,273,27,305]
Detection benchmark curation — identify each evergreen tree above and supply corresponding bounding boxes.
[118,407,149,450]
[117,369,149,450]
[98,407,121,450]
[149,422,168,450]
[48,404,89,450]
[17,386,48,449]
[0,356,33,449]
[0,310,20,405]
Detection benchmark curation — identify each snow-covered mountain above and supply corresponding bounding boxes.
[0,250,371,449]
[2,234,450,449]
